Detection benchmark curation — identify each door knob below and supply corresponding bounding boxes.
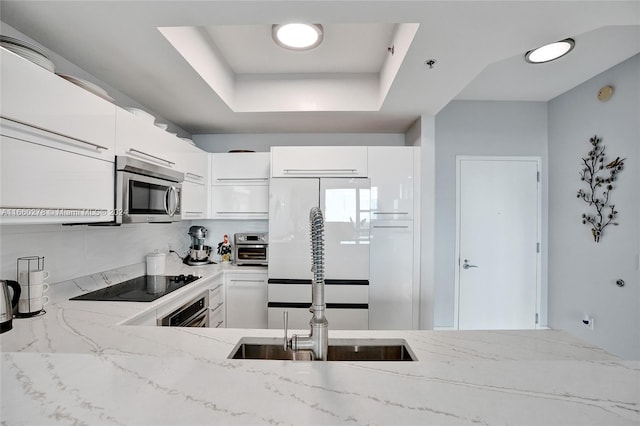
[462,259,478,269]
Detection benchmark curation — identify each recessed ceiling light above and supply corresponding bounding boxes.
[272,23,323,51]
[525,38,575,64]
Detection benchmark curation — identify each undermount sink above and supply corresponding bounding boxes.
[228,337,417,361]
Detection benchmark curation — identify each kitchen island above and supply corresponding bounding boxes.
[1,261,638,425]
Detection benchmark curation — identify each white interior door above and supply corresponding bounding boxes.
[457,157,540,330]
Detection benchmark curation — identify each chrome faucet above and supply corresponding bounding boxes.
[283,207,328,360]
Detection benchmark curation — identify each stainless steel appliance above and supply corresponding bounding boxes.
[116,156,183,224]
[0,280,21,333]
[158,292,209,327]
[69,275,200,302]
[234,233,268,266]
[184,226,213,265]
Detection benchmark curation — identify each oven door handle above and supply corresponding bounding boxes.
[186,311,208,327]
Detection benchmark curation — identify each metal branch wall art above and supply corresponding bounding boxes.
[576,135,625,242]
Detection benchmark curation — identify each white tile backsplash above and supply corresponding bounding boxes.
[0,222,190,285]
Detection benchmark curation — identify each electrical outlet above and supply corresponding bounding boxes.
[582,315,595,331]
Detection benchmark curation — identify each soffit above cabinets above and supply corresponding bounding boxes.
[0,1,638,133]
[159,23,418,113]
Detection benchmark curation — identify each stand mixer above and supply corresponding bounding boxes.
[184,226,214,265]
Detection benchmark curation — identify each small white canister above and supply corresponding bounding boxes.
[146,250,166,275]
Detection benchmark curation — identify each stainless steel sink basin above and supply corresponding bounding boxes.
[228,337,417,361]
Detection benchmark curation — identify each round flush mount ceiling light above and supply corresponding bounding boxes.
[525,38,575,64]
[272,23,323,51]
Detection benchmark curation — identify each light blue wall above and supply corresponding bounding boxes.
[433,101,549,328]
[548,53,640,359]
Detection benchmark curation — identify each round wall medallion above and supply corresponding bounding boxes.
[597,85,614,102]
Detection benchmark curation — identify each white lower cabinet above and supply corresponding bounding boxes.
[225,271,268,328]
[209,279,225,328]
[268,307,368,330]
[369,221,415,329]
[267,283,369,330]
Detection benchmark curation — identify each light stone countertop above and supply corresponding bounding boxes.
[1,258,639,425]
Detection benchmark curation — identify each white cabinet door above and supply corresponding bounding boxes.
[1,48,116,155]
[182,180,207,220]
[271,146,367,178]
[115,108,181,169]
[209,153,270,219]
[209,279,225,328]
[179,145,208,182]
[210,185,269,219]
[368,147,414,220]
[320,178,370,280]
[0,134,114,224]
[211,153,270,183]
[268,307,368,330]
[268,178,319,280]
[369,221,414,329]
[225,272,268,328]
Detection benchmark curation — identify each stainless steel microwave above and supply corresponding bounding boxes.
[115,156,183,224]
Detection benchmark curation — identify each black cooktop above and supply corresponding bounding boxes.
[69,274,200,302]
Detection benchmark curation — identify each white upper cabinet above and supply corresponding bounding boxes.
[210,153,270,220]
[0,48,115,224]
[179,144,209,220]
[368,147,415,220]
[0,47,116,158]
[178,144,208,183]
[115,108,183,170]
[211,153,270,183]
[271,146,367,178]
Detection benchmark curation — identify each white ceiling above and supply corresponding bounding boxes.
[205,23,396,74]
[0,1,639,134]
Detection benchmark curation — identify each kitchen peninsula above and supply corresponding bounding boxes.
[1,259,638,425]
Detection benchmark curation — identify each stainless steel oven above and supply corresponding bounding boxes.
[234,233,268,266]
[116,156,183,224]
[158,292,209,327]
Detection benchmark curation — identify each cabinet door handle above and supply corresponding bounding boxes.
[210,283,223,291]
[215,178,268,182]
[128,148,175,166]
[186,172,204,180]
[372,212,410,215]
[230,279,265,283]
[215,211,268,214]
[184,211,204,214]
[215,320,224,328]
[1,115,109,151]
[283,168,357,175]
[373,225,409,229]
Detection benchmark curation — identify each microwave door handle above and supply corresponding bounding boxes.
[163,187,171,215]
[170,186,179,216]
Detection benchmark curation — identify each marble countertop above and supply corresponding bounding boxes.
[1,259,639,425]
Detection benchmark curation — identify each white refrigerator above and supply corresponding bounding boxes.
[267,177,371,330]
